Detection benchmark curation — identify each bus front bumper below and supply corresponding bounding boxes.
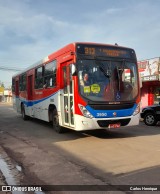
[74,114,140,131]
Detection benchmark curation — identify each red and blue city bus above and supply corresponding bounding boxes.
[12,42,140,133]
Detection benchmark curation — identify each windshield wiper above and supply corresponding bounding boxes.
[99,64,111,78]
[95,58,111,78]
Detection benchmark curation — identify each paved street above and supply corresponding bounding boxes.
[0,103,160,194]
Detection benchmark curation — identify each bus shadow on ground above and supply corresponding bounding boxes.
[14,115,160,142]
[82,122,160,139]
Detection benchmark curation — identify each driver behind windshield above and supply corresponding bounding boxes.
[80,73,91,86]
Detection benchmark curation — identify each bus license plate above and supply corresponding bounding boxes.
[108,123,121,128]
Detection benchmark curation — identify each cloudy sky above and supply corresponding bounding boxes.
[0,0,160,87]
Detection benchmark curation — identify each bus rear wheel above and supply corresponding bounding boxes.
[52,110,65,133]
[21,104,28,120]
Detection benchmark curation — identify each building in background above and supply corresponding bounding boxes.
[4,88,12,103]
[0,87,4,102]
[0,87,12,103]
[138,57,160,108]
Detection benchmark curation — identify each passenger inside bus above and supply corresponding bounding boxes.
[80,73,91,86]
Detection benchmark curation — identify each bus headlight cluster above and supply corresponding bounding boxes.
[78,104,93,119]
[133,103,140,116]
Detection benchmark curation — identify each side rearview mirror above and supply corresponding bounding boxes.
[71,64,77,76]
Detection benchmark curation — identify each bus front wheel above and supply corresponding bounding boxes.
[52,110,65,133]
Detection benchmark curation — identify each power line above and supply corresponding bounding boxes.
[0,66,24,72]
[0,81,12,83]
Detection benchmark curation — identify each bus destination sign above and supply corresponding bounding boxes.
[77,44,135,59]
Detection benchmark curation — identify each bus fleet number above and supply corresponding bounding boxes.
[97,113,107,117]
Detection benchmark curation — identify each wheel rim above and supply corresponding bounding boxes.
[146,115,155,125]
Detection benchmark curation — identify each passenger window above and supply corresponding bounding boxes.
[44,60,57,88]
[19,74,26,91]
[35,66,44,89]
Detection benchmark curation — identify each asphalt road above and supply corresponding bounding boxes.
[0,103,160,194]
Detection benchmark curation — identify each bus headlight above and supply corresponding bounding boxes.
[78,104,93,119]
[133,103,140,116]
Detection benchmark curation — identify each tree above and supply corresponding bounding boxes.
[0,81,5,88]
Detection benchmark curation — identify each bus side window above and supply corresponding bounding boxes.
[35,66,44,89]
[44,60,57,88]
[19,74,27,91]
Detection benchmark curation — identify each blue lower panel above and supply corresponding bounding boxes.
[86,104,137,118]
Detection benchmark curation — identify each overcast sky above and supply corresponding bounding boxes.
[0,0,160,87]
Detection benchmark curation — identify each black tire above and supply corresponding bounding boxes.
[21,104,28,121]
[144,112,157,126]
[52,110,65,133]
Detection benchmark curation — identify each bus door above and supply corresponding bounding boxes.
[28,75,33,100]
[15,80,20,112]
[62,65,74,127]
[27,75,34,116]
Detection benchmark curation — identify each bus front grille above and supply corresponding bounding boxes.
[89,103,134,110]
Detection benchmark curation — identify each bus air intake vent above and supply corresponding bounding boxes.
[89,103,134,110]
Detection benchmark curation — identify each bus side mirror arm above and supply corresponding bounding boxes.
[139,73,142,88]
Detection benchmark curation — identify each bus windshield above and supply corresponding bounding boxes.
[77,59,138,102]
